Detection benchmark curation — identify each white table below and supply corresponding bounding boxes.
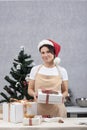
[66,106,87,117]
[0,118,87,130]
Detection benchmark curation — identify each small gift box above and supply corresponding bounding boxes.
[3,102,11,122]
[10,102,24,123]
[26,102,37,116]
[23,115,42,126]
[38,89,63,104]
[3,101,27,122]
[10,101,37,123]
[3,102,25,123]
[3,100,37,123]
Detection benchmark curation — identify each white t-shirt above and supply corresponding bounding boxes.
[29,65,68,81]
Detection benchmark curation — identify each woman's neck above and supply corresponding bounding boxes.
[43,62,55,68]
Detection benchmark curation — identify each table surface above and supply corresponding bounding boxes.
[0,118,87,130]
[66,106,87,113]
[0,105,87,130]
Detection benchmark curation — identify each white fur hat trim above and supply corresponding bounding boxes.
[38,40,53,50]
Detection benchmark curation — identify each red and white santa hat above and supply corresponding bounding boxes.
[38,39,61,65]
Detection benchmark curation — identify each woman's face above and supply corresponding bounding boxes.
[40,46,54,63]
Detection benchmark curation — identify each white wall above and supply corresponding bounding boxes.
[0,0,87,104]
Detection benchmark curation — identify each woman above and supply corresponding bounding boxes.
[28,39,68,117]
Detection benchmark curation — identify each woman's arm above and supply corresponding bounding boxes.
[28,80,37,101]
[61,80,68,98]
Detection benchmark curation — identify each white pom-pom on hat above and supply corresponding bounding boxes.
[54,57,61,66]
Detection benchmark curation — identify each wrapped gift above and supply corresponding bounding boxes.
[38,89,63,104]
[0,104,2,114]
[25,102,37,116]
[3,103,10,121]
[10,102,24,123]
[23,115,42,126]
[3,101,37,123]
[3,102,24,123]
[10,101,37,123]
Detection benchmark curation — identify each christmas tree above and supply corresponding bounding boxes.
[0,46,34,103]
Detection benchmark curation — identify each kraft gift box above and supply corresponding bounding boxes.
[38,89,63,104]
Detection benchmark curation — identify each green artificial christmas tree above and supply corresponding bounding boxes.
[0,46,34,103]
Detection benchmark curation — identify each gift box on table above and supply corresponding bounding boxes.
[10,102,24,123]
[23,115,42,126]
[25,102,37,116]
[3,102,24,123]
[3,101,37,123]
[10,101,37,123]
[37,89,63,104]
[3,102,11,122]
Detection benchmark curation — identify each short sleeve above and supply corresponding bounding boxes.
[29,65,40,80]
[60,67,68,81]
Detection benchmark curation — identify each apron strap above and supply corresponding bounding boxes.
[35,65,43,79]
[56,65,62,79]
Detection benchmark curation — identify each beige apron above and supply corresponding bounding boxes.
[35,65,67,117]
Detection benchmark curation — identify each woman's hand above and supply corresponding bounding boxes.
[33,93,38,102]
[62,95,65,103]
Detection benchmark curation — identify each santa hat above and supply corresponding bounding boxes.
[38,39,61,65]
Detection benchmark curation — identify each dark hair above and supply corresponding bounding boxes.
[39,44,55,56]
